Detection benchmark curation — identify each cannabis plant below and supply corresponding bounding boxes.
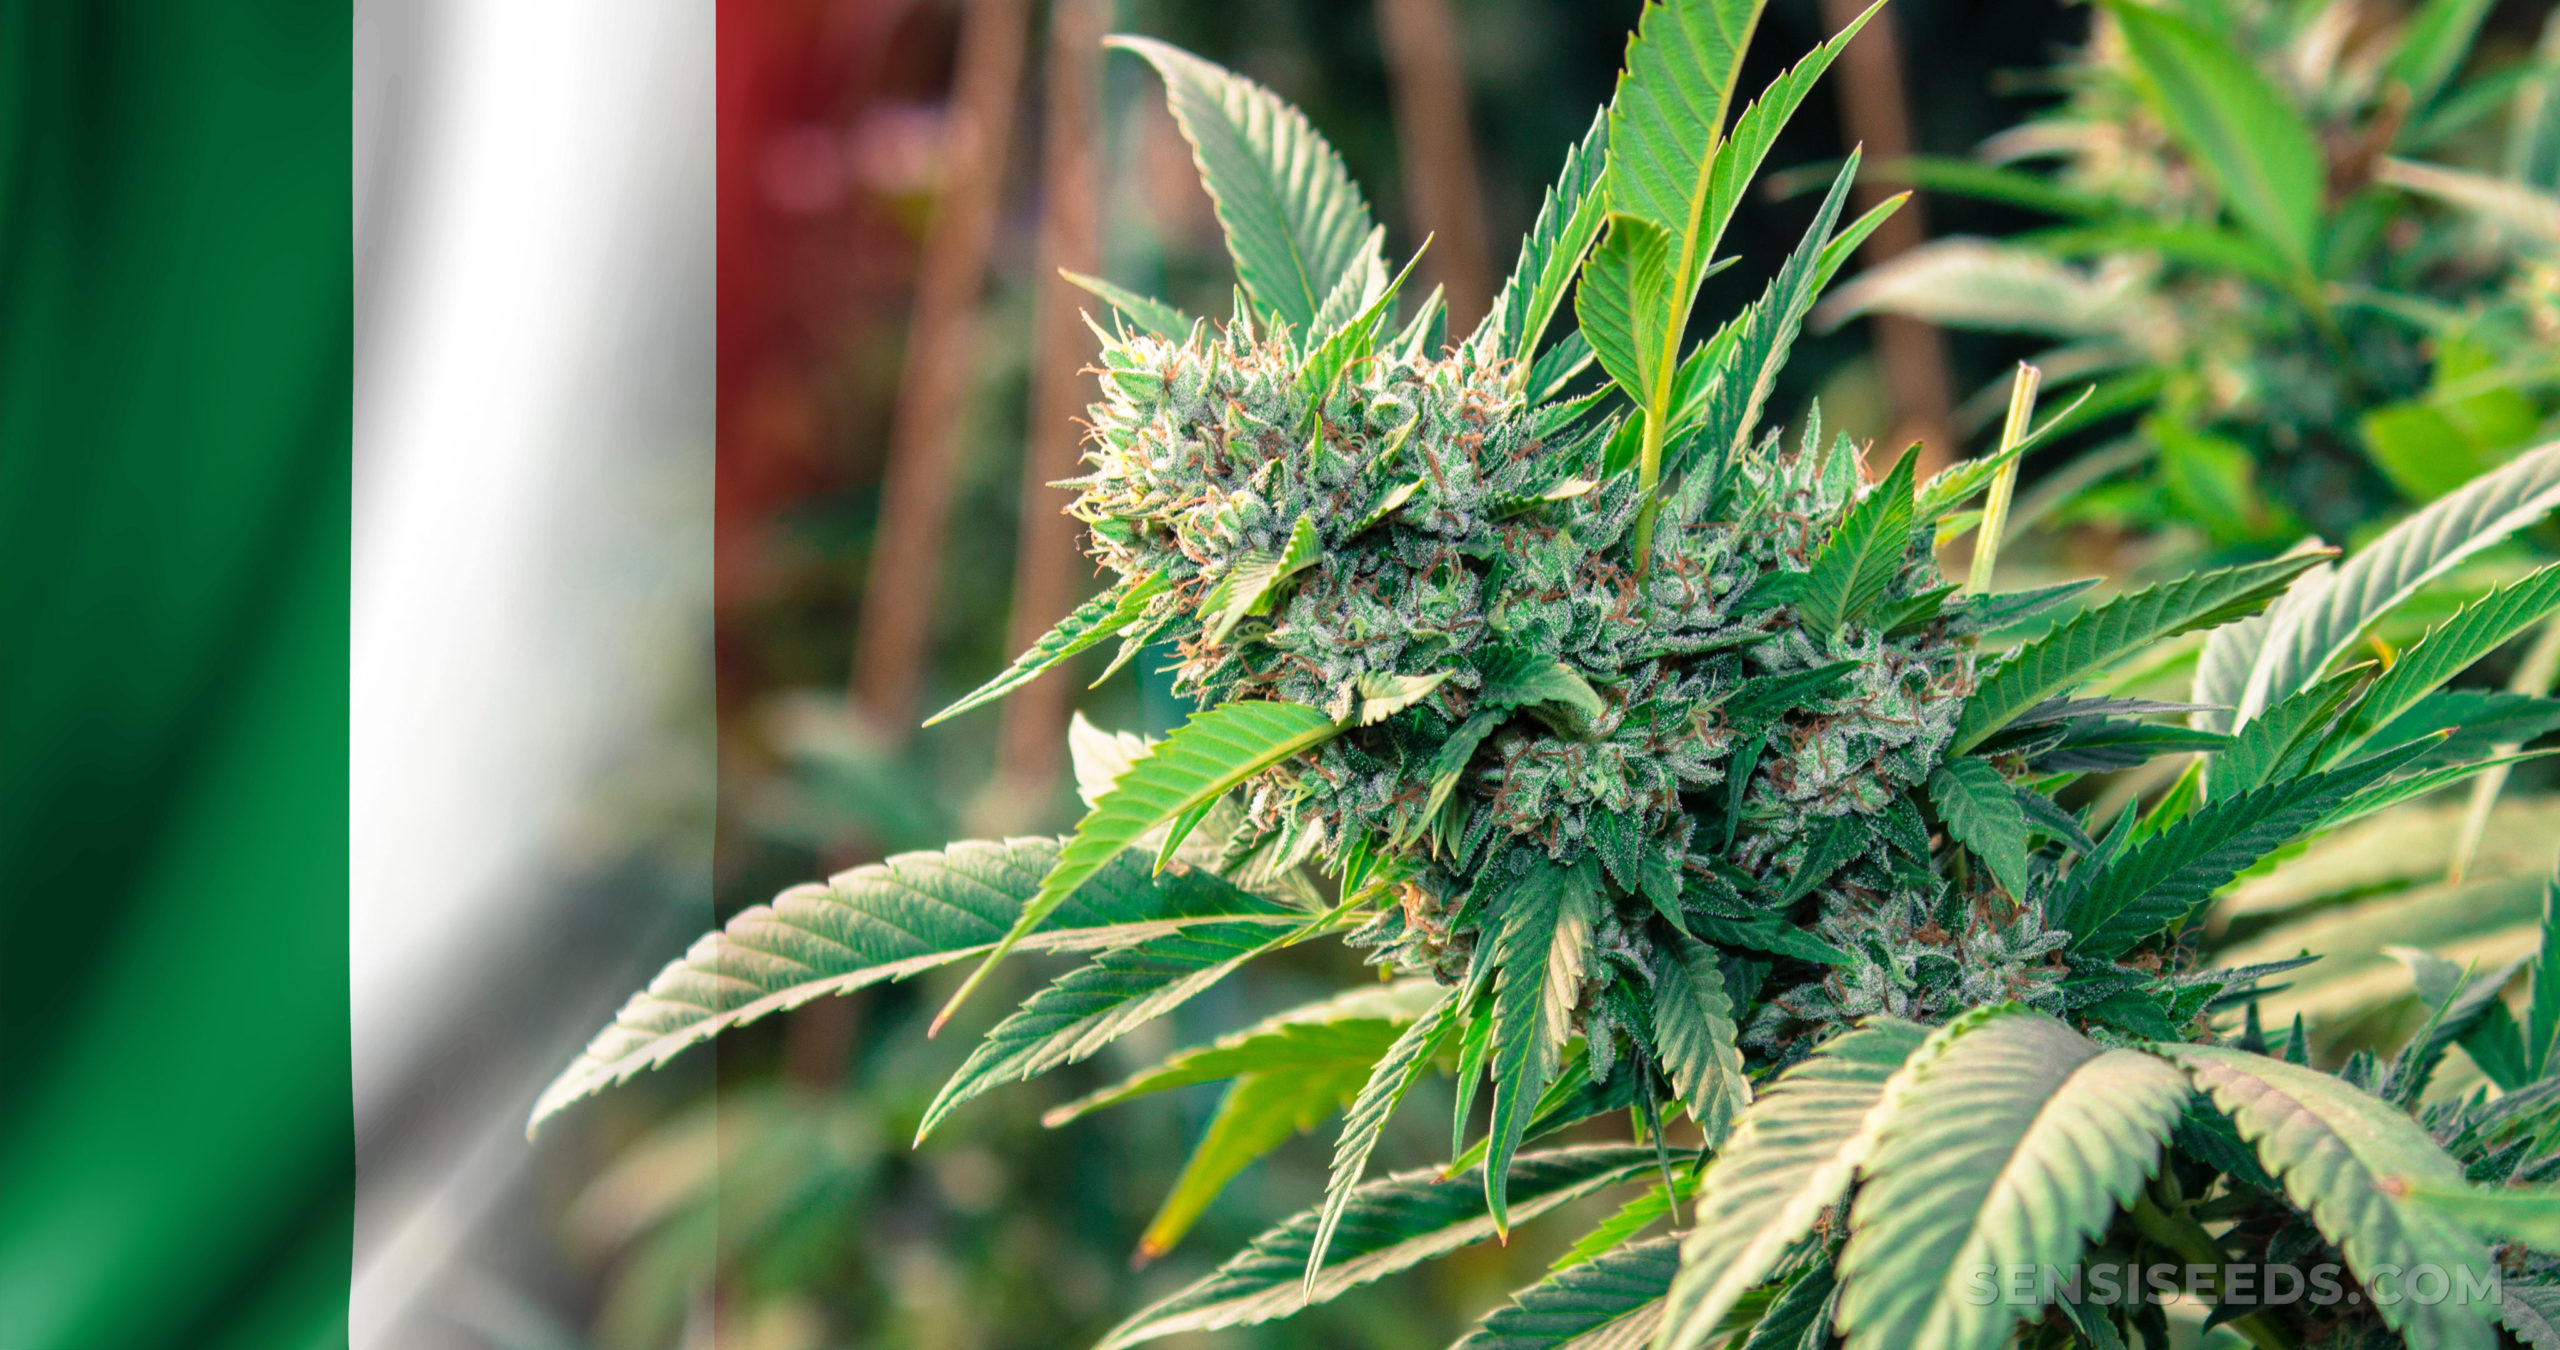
[537,3,2560,1346]
[1826,0,2560,549]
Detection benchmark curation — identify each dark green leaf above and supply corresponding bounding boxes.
[1653,936,1748,1143]
[1930,757,2033,900]
[1796,450,1918,637]
[1484,860,1602,1231]
[1453,1236,1678,1350]
[1306,990,1460,1287]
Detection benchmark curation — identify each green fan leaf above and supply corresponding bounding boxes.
[917,918,1301,1142]
[934,701,1341,1033]
[1046,979,1442,1124]
[1061,270,1195,342]
[1652,937,1749,1144]
[1653,1016,1941,1350]
[1602,0,1768,284]
[2399,1181,2560,1249]
[1108,36,1378,332]
[2235,439,2560,725]
[2104,0,2324,273]
[1833,1011,2189,1350]
[1578,214,1679,417]
[1478,109,1611,378]
[528,839,1284,1132]
[1929,756,2033,900]
[1306,989,1461,1287]
[2156,1044,2500,1350]
[1953,553,2328,754]
[2326,562,2560,762]
[2206,665,2367,800]
[1095,1145,1655,1350]
[2068,741,2429,958]
[1796,450,1918,638]
[1455,1236,1680,1350]
[1676,153,1860,480]
[1485,860,1603,1232]
[925,572,1168,726]
[1132,1048,1383,1262]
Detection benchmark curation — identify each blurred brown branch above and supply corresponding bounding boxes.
[853,0,1033,735]
[1820,0,1956,476]
[1377,0,1493,337]
[990,0,1110,816]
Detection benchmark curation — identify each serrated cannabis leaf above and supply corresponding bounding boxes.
[1455,1237,1680,1350]
[1306,989,1460,1289]
[1652,937,1749,1144]
[1677,154,1861,482]
[1833,1011,2188,1350]
[1096,1145,1654,1349]
[2327,562,2560,761]
[1796,450,1917,638]
[1108,37,1376,332]
[2068,743,2427,957]
[918,919,1299,1142]
[2236,439,2560,724]
[933,701,1341,1034]
[1478,110,1610,378]
[1578,214,1678,415]
[1046,979,1440,1125]
[1652,1017,1935,1350]
[1953,554,2327,754]
[2158,1045,2500,1350]
[1929,757,2033,900]
[1062,270,1195,341]
[1135,1051,1380,1262]
[926,572,1168,726]
[1485,861,1601,1231]
[1479,646,1608,719]
[529,840,1283,1133]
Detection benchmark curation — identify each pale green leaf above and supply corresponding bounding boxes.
[1109,37,1377,331]
[1486,860,1602,1231]
[1096,1145,1655,1349]
[1306,989,1461,1287]
[1457,1237,1680,1350]
[1834,1011,2188,1350]
[1358,670,1451,725]
[2237,439,2560,725]
[1652,1016,1940,1350]
[934,701,1340,1032]
[1652,937,1749,1144]
[1929,757,2033,901]
[1135,1053,1378,1262]
[917,918,1297,1141]
[1045,979,1442,1124]
[1577,214,1677,411]
[1061,270,1195,342]
[2400,1181,2560,1249]
[925,572,1167,726]
[528,839,1284,1133]
[2327,562,2560,762]
[1954,554,2327,754]
[2158,1044,2499,1350]
[1603,0,1768,276]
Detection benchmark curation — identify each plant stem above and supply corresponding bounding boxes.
[1632,409,1667,575]
[1965,362,2042,595]
[2130,1195,2298,1350]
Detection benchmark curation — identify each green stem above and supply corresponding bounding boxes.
[1632,408,1667,576]
[1965,363,2042,595]
[2129,1195,2297,1350]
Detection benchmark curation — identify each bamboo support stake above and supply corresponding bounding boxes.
[852,0,1033,735]
[1966,363,2041,595]
[991,0,1108,812]
[1818,0,1957,475]
[1377,0,1493,336]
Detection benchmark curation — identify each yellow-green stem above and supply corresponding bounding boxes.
[1631,409,1667,574]
[1965,362,2042,595]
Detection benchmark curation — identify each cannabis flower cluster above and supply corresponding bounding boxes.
[1068,314,2059,1052]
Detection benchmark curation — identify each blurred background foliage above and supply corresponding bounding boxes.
[480,2,2560,1348]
